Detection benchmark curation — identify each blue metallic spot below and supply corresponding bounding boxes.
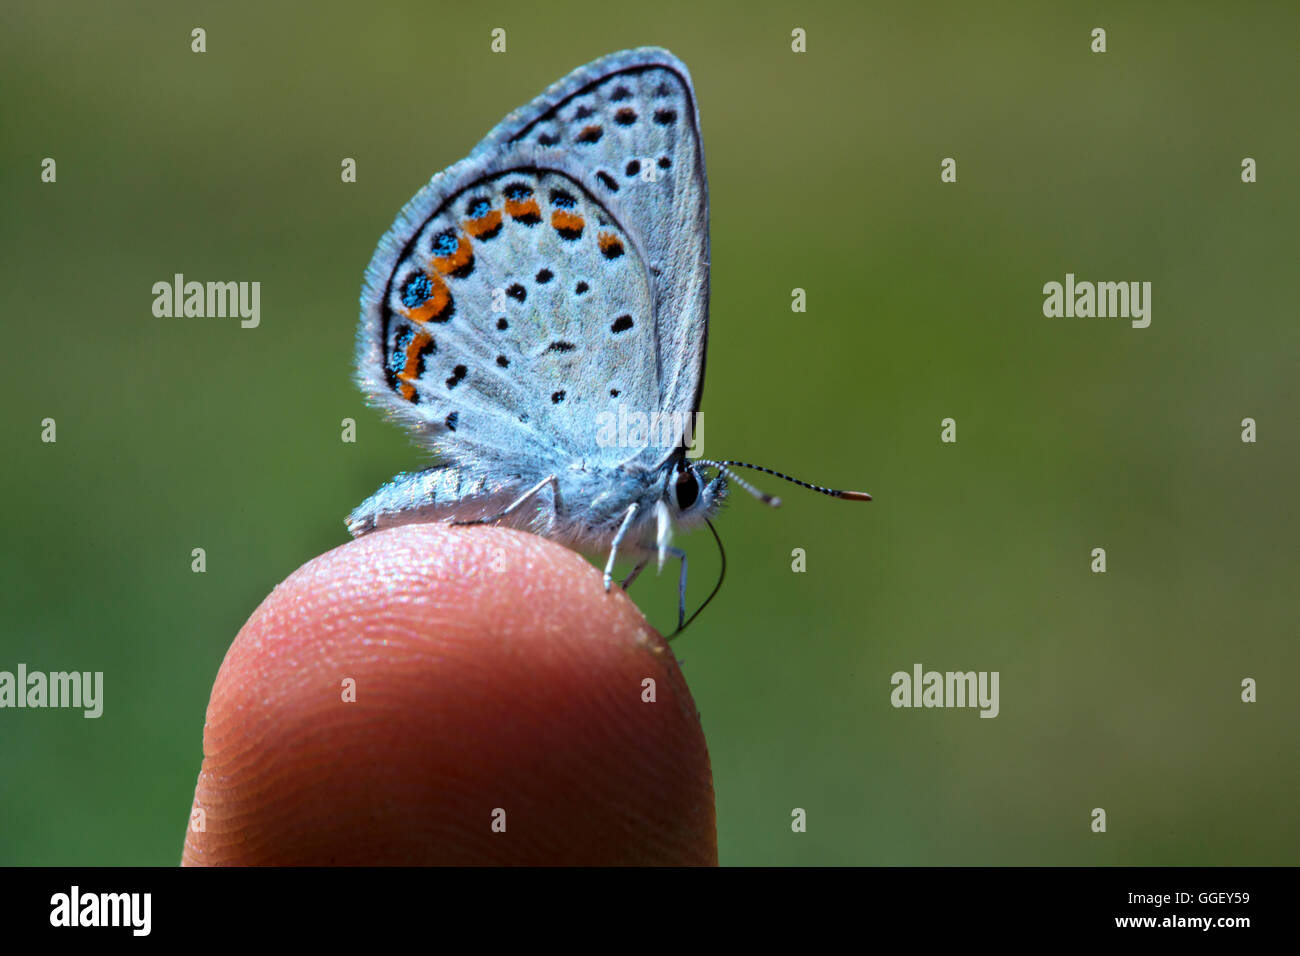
[431,230,459,257]
[504,183,533,201]
[466,197,491,218]
[389,329,414,375]
[401,273,433,308]
[550,191,576,209]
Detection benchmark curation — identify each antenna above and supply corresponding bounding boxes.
[698,459,872,506]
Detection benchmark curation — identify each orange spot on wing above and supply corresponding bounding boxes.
[464,208,502,239]
[398,331,434,388]
[551,210,585,238]
[432,235,474,276]
[403,273,452,323]
[505,197,541,223]
[598,231,624,258]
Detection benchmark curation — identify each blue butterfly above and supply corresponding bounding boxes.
[348,48,869,632]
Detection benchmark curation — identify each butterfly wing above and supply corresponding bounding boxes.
[479,47,711,461]
[356,48,708,471]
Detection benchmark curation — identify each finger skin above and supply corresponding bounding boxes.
[181,524,716,865]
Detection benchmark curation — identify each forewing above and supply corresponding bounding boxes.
[479,47,711,454]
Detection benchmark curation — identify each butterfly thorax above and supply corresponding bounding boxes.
[347,455,724,563]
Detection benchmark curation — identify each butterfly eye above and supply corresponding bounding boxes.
[674,470,700,511]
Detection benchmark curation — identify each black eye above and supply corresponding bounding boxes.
[675,471,700,510]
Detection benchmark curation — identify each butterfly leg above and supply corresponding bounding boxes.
[621,558,650,591]
[664,546,689,631]
[451,474,558,528]
[604,503,639,593]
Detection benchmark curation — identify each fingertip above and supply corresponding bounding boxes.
[183,524,716,865]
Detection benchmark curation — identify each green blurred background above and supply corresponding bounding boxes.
[2,1,1296,865]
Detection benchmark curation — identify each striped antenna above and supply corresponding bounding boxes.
[698,459,872,507]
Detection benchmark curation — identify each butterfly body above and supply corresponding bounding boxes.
[348,456,724,559]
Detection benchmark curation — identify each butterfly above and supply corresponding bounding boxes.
[347,47,869,633]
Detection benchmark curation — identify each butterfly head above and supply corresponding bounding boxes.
[649,459,726,574]
[665,459,727,530]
